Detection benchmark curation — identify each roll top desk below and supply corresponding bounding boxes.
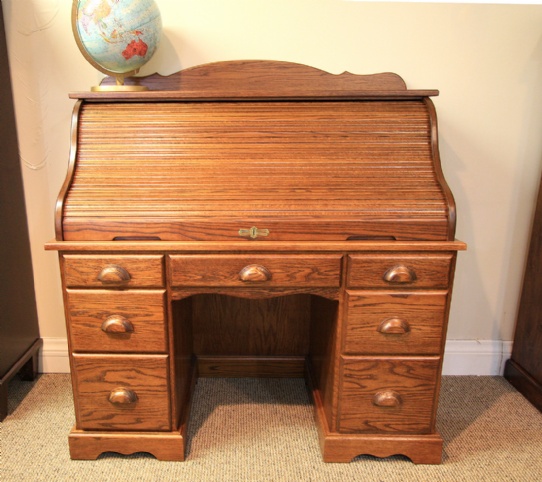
[46,61,465,463]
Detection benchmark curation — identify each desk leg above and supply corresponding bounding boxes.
[18,352,39,381]
[0,340,42,421]
[0,381,7,421]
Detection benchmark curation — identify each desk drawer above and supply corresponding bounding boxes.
[169,255,342,288]
[347,253,453,289]
[344,291,447,355]
[72,354,170,431]
[66,290,167,353]
[338,356,439,434]
[62,255,164,288]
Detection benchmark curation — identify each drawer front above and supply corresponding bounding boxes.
[72,354,170,431]
[338,356,440,434]
[62,255,164,288]
[344,291,447,355]
[169,254,342,288]
[67,290,167,353]
[347,253,453,289]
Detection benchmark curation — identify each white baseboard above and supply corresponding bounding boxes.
[442,339,513,376]
[39,337,70,373]
[37,337,514,376]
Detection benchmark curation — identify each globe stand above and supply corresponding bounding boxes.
[91,72,149,92]
[91,84,149,92]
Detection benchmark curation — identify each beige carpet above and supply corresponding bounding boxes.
[1,374,541,481]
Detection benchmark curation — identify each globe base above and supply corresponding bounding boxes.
[91,85,149,92]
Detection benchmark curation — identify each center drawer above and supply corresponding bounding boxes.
[168,254,342,287]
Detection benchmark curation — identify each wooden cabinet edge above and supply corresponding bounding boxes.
[44,240,467,252]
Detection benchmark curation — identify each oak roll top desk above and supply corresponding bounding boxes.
[46,60,465,464]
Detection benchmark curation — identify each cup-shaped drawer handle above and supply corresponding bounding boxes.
[101,315,134,334]
[239,264,272,282]
[377,317,411,335]
[383,265,416,284]
[373,390,402,407]
[97,264,131,284]
[108,387,138,405]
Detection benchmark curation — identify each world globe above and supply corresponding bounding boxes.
[72,0,162,90]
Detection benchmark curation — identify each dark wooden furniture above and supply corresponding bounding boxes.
[46,61,465,463]
[504,174,542,411]
[0,4,42,421]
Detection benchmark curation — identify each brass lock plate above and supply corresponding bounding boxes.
[238,226,270,239]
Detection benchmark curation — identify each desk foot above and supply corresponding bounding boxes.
[318,431,443,464]
[69,428,186,461]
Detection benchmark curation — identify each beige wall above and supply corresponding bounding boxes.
[3,0,542,343]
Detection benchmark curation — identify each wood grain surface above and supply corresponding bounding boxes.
[338,356,440,434]
[72,354,170,431]
[78,60,436,99]
[190,294,311,356]
[66,290,167,353]
[62,254,164,288]
[58,71,455,242]
[343,291,447,355]
[346,253,453,289]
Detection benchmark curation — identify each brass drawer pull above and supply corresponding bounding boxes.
[108,387,138,405]
[239,264,272,282]
[377,317,411,335]
[101,315,134,334]
[383,265,416,284]
[372,390,402,407]
[97,264,131,284]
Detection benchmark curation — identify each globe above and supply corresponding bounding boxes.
[72,0,162,90]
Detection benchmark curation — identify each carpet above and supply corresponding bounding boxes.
[1,375,541,481]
